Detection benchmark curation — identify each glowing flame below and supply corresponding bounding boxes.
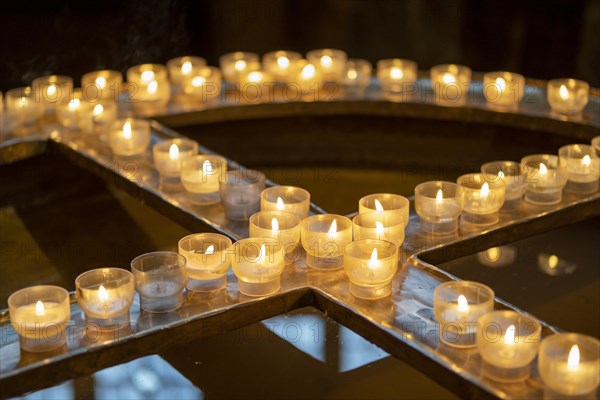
[248,71,263,83]
[47,85,57,97]
[347,68,358,80]
[192,76,206,87]
[559,84,569,100]
[141,70,155,82]
[276,196,285,210]
[301,64,315,79]
[95,76,107,89]
[202,159,213,175]
[205,245,215,255]
[374,199,384,212]
[390,67,403,80]
[181,61,192,75]
[277,56,289,69]
[93,104,104,116]
[328,219,337,237]
[498,171,505,179]
[19,97,27,107]
[271,217,279,232]
[375,221,385,236]
[480,182,490,199]
[568,345,580,371]
[435,189,444,204]
[35,300,45,316]
[548,254,558,269]
[169,143,179,160]
[495,77,506,91]
[257,244,267,262]
[582,155,591,166]
[98,285,109,302]
[321,55,332,68]
[486,247,501,262]
[504,324,516,344]
[68,98,80,111]
[442,73,456,85]
[234,60,246,71]
[147,80,158,94]
[457,295,469,312]
[123,121,132,140]
[539,163,548,176]
[368,248,380,269]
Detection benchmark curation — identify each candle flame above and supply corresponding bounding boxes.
[98,285,109,302]
[147,80,158,94]
[202,160,213,175]
[559,84,569,100]
[539,163,548,176]
[321,55,332,68]
[169,143,179,160]
[495,77,506,91]
[205,244,215,255]
[181,61,192,75]
[582,155,591,166]
[498,171,505,179]
[390,67,403,80]
[442,73,456,85]
[248,71,263,83]
[375,221,385,236]
[234,60,246,71]
[35,300,45,316]
[93,104,104,116]
[368,248,380,269]
[504,324,516,344]
[257,244,267,262]
[68,98,80,111]
[480,182,490,198]
[568,345,580,370]
[123,121,132,139]
[347,68,358,80]
[301,64,315,79]
[95,76,107,89]
[457,295,469,312]
[328,219,337,237]
[277,56,289,69]
[141,70,155,82]
[19,97,27,106]
[374,199,384,211]
[435,189,443,204]
[192,76,206,87]
[271,217,279,232]
[276,196,285,210]
[47,85,57,97]
[548,254,558,269]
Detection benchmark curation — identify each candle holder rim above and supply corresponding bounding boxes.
[261,185,310,204]
[249,210,302,229]
[520,154,566,169]
[414,181,465,197]
[433,280,495,302]
[7,285,70,308]
[483,70,525,80]
[130,251,187,273]
[300,214,352,230]
[352,211,405,227]
[558,143,598,157]
[457,172,506,189]
[221,169,266,186]
[262,50,302,59]
[32,75,74,83]
[181,154,228,168]
[153,137,199,152]
[344,238,399,260]
[540,332,600,356]
[359,193,410,207]
[547,78,590,89]
[75,267,134,288]
[477,310,542,335]
[178,232,233,251]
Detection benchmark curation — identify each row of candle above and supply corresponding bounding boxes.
[434,281,599,395]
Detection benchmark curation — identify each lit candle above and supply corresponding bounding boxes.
[521,154,568,205]
[376,59,418,93]
[260,186,311,218]
[341,58,372,90]
[358,193,409,228]
[81,70,123,102]
[415,182,464,234]
[108,118,150,158]
[167,56,207,91]
[249,210,301,264]
[31,75,74,113]
[5,87,45,131]
[306,49,347,83]
[231,238,285,296]
[152,138,199,188]
[178,233,233,292]
[181,155,228,204]
[430,64,471,106]
[220,169,266,221]
[457,173,505,225]
[344,239,399,299]
[219,52,260,83]
[79,100,118,139]
[482,71,525,108]
[293,60,322,94]
[8,285,70,352]
[300,214,352,270]
[481,161,526,202]
[547,78,589,114]
[262,50,302,82]
[558,144,600,193]
[352,211,405,248]
[126,64,171,113]
[182,66,222,102]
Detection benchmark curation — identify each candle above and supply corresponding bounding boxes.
[5,87,45,132]
[249,210,301,264]
[126,64,171,114]
[75,268,135,330]
[547,78,589,114]
[306,49,347,83]
[300,214,352,270]
[167,56,207,92]
[81,70,123,102]
[483,71,525,108]
[358,193,410,228]
[352,211,405,248]
[344,239,399,299]
[342,58,372,90]
[433,281,494,348]
[31,75,74,113]
[219,52,260,83]
[130,251,187,313]
[231,238,285,296]
[558,144,600,194]
[238,69,274,90]
[182,66,222,102]
[79,101,118,143]
[56,89,87,130]
[178,233,233,292]
[521,154,568,205]
[292,59,322,94]
[539,333,599,396]
[477,311,542,382]
[414,181,464,234]
[220,169,266,221]
[8,285,70,352]
[457,173,505,225]
[260,186,311,218]
[152,138,199,189]
[108,118,151,158]
[430,64,471,106]
[481,161,526,202]
[262,50,302,83]
[181,155,228,204]
[376,59,418,93]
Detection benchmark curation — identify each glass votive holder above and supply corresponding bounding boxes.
[152,138,199,189]
[178,233,232,292]
[126,64,171,113]
[352,212,405,248]
[415,182,464,234]
[167,56,207,91]
[75,268,135,330]
[342,58,372,89]
[108,118,151,159]
[430,64,471,106]
[182,66,222,102]
[31,75,74,113]
[538,333,599,397]
[238,69,274,89]
[481,161,526,202]
[262,50,302,83]
[477,310,542,382]
[220,169,266,221]
[358,193,410,228]
[219,51,261,83]
[343,239,398,300]
[457,173,505,225]
[130,251,187,313]
[181,154,228,204]
[260,186,311,218]
[249,211,301,264]
[434,281,494,348]
[306,48,347,83]
[558,144,600,193]
[521,154,568,205]
[547,78,589,114]
[300,214,352,270]
[231,238,285,296]
[5,87,44,131]
[81,70,123,103]
[292,60,322,94]
[8,285,70,352]
[56,88,88,130]
[592,136,600,157]
[483,71,525,108]
[376,59,418,93]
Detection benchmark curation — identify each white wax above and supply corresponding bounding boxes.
[12,302,69,338]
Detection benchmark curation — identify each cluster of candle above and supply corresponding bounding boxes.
[433,281,599,395]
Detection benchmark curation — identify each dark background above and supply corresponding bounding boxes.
[0,0,599,91]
